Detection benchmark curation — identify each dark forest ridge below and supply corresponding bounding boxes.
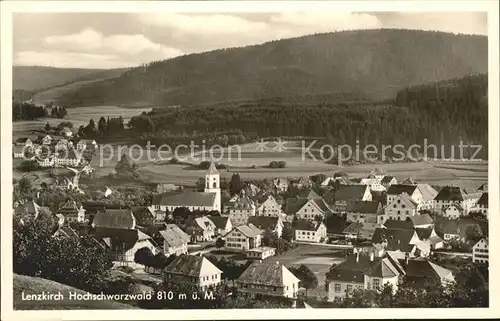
[14,29,487,107]
[13,66,128,92]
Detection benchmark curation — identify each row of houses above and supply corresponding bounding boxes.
[164,255,301,300]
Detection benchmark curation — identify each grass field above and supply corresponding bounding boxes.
[13,274,135,310]
[12,105,152,141]
[12,119,488,192]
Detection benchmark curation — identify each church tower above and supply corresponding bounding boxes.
[205,162,221,213]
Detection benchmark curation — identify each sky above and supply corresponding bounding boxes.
[13,12,488,69]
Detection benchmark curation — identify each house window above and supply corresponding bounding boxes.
[347,285,353,293]
[373,279,380,289]
[393,204,396,208]
[335,284,341,292]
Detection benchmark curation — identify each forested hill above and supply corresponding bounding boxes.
[54,29,487,107]
[12,66,128,93]
[125,73,488,159]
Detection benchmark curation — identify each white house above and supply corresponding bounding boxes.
[42,135,52,145]
[256,195,284,218]
[295,198,334,221]
[380,193,418,224]
[60,127,73,137]
[386,184,423,207]
[163,255,223,291]
[294,219,327,243]
[225,189,256,226]
[442,203,464,219]
[225,224,263,251]
[246,246,276,260]
[472,238,488,264]
[160,228,189,257]
[248,216,283,238]
[208,216,233,236]
[345,201,381,224]
[326,250,401,301]
[13,145,25,159]
[236,261,300,299]
[434,186,480,215]
[360,177,385,192]
[326,185,372,212]
[472,192,488,217]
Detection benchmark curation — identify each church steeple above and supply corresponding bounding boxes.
[204,162,221,212]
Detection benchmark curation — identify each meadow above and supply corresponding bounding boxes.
[13,113,488,192]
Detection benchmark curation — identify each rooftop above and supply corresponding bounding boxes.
[345,200,380,214]
[386,184,418,196]
[92,209,135,230]
[237,261,299,287]
[152,191,216,207]
[164,255,221,277]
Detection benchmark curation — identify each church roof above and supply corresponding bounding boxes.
[206,162,219,175]
[152,191,216,207]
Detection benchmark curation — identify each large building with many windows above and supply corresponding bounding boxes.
[472,238,489,263]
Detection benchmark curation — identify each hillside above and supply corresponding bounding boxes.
[52,29,487,107]
[126,73,487,159]
[12,66,128,94]
[13,274,135,310]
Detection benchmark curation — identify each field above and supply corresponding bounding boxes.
[13,274,135,310]
[12,114,488,191]
[12,105,152,141]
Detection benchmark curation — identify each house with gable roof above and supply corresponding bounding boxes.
[248,216,283,238]
[381,192,418,224]
[236,261,300,300]
[225,223,263,251]
[326,249,401,300]
[294,219,327,243]
[256,194,285,218]
[472,192,488,217]
[324,185,372,212]
[57,200,87,223]
[434,186,480,215]
[345,200,381,224]
[296,198,334,221]
[442,202,464,219]
[163,254,223,291]
[184,216,216,242]
[159,228,188,257]
[225,189,256,226]
[472,238,488,263]
[207,215,233,236]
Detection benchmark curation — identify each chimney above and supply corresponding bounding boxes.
[370,251,374,262]
[356,251,360,263]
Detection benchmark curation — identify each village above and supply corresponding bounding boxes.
[12,131,490,308]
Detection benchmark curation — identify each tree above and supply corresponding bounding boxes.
[229,173,244,195]
[18,177,32,195]
[291,264,318,296]
[281,225,294,242]
[84,118,97,137]
[215,237,225,249]
[45,122,51,132]
[465,224,484,242]
[134,247,154,266]
[13,213,113,293]
[98,117,107,135]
